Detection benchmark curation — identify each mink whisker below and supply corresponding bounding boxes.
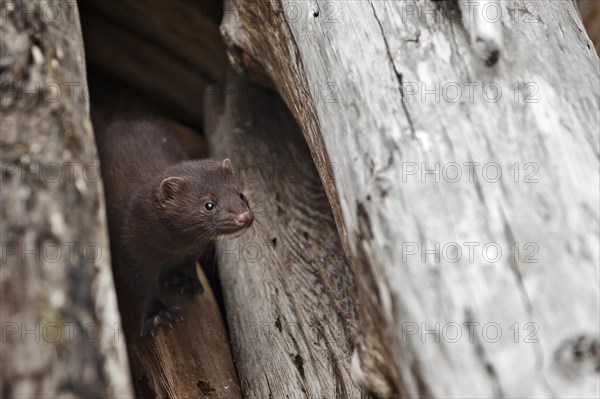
[252,218,265,230]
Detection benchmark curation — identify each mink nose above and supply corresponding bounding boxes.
[236,212,253,226]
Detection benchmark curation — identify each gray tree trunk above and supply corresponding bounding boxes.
[220,0,600,397]
[0,1,132,397]
[1,2,243,398]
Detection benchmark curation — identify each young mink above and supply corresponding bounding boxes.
[96,119,253,337]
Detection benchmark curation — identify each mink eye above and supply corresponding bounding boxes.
[204,202,215,212]
[239,193,247,202]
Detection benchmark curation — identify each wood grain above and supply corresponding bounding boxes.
[124,263,241,399]
[205,72,366,398]
[221,0,600,397]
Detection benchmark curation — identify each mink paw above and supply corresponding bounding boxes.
[163,269,204,295]
[140,298,183,337]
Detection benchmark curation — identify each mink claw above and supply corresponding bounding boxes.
[140,298,183,337]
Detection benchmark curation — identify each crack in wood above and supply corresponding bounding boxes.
[464,308,506,398]
[369,0,416,139]
[501,210,558,397]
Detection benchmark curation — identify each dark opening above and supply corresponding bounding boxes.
[78,0,229,319]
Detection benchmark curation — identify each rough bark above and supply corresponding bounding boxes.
[0,1,131,397]
[221,0,600,397]
[204,73,366,398]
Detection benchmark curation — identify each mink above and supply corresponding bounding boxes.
[95,119,253,336]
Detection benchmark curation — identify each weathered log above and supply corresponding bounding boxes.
[221,0,600,397]
[204,73,366,398]
[0,1,131,397]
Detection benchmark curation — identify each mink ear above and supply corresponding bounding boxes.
[158,177,186,205]
[222,158,234,173]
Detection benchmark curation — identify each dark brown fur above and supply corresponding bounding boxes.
[96,119,252,336]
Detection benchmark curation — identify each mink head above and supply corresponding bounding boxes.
[156,159,253,241]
